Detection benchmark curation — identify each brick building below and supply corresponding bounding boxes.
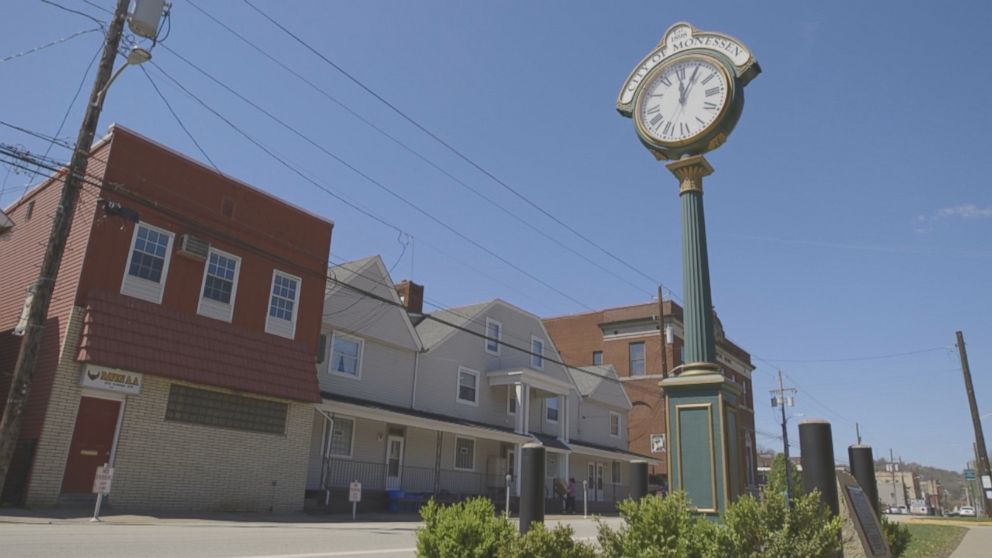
[0,125,333,511]
[544,300,757,493]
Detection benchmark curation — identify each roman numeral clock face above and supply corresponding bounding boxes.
[637,57,730,145]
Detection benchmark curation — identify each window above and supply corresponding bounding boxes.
[485,318,501,355]
[318,333,328,363]
[592,351,603,366]
[328,417,354,457]
[121,222,174,304]
[457,367,479,406]
[165,385,287,434]
[455,437,475,470]
[197,248,241,322]
[610,412,621,437]
[507,388,517,415]
[265,270,301,338]
[629,342,646,376]
[545,397,559,423]
[329,332,363,378]
[612,462,621,484]
[531,336,544,369]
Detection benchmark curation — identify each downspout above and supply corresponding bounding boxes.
[410,350,422,408]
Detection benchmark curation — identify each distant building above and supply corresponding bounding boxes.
[544,300,757,494]
[0,125,334,511]
[877,469,919,511]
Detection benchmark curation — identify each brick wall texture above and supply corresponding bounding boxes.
[25,306,314,512]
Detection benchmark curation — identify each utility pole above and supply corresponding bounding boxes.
[956,330,992,518]
[771,370,797,504]
[890,449,898,509]
[0,0,131,487]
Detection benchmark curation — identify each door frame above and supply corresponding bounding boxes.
[384,434,405,490]
[595,462,606,501]
[77,389,127,466]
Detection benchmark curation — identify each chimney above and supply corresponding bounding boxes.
[395,280,424,315]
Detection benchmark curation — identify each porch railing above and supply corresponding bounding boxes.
[322,457,494,498]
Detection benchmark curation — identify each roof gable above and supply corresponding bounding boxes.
[324,255,422,351]
[567,364,632,410]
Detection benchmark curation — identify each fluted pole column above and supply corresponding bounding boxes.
[667,155,718,375]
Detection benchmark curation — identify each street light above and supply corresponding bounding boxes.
[96,46,152,104]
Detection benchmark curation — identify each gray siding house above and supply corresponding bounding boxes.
[307,256,655,512]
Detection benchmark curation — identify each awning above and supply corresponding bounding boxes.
[319,392,532,445]
[530,432,571,453]
[487,368,573,396]
[569,439,662,465]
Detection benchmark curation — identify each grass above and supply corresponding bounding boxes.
[902,523,968,558]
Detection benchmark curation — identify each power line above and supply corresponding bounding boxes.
[138,65,219,172]
[150,46,594,311]
[754,346,950,364]
[0,27,102,64]
[241,0,675,295]
[1,145,669,400]
[39,0,106,27]
[184,0,656,300]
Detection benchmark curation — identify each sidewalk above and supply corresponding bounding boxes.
[949,525,992,558]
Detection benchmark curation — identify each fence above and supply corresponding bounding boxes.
[323,458,491,497]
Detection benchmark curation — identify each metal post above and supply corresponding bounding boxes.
[0,0,132,486]
[505,473,512,517]
[90,462,108,522]
[799,420,840,517]
[849,445,880,518]
[583,479,588,518]
[519,443,545,534]
[630,460,648,500]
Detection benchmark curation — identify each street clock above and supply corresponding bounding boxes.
[617,22,761,160]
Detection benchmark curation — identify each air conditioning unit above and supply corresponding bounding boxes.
[177,234,209,260]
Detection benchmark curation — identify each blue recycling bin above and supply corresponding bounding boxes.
[387,489,405,512]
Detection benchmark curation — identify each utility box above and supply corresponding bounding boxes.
[129,0,167,39]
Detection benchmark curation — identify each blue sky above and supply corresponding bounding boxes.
[2,1,991,473]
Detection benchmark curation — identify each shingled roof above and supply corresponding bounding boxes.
[77,290,320,402]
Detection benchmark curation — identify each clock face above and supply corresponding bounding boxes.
[637,56,730,145]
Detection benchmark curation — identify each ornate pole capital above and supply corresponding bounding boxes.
[666,154,714,195]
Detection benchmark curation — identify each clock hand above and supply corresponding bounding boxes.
[683,66,700,100]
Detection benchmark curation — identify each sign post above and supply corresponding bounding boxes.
[348,481,361,521]
[91,463,114,522]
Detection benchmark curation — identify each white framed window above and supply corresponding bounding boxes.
[265,270,301,339]
[327,416,355,458]
[485,318,501,355]
[456,367,480,406]
[545,397,559,423]
[611,462,621,484]
[121,222,174,304]
[629,341,646,376]
[454,436,475,471]
[610,412,621,437]
[196,247,241,322]
[507,388,517,415]
[329,332,364,379]
[531,336,544,369]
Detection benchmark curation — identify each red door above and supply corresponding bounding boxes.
[62,397,121,493]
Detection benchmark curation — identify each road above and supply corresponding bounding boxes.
[0,514,618,558]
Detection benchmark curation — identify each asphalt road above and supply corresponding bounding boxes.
[0,515,619,558]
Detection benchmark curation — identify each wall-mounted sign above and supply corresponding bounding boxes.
[650,434,666,453]
[81,365,142,395]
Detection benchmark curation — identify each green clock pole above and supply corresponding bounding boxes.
[661,155,742,516]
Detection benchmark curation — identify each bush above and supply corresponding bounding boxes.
[505,522,597,558]
[881,516,911,557]
[723,491,843,558]
[416,498,515,558]
[597,492,721,558]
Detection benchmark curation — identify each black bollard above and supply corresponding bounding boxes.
[799,419,840,517]
[849,444,880,517]
[629,460,649,500]
[519,442,545,534]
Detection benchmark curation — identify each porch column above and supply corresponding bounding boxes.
[514,383,526,434]
[558,394,568,443]
[522,385,531,433]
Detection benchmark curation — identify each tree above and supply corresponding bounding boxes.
[767,453,804,499]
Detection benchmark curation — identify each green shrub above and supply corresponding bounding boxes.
[723,490,843,558]
[881,515,911,557]
[416,497,515,558]
[596,492,721,558]
[504,522,597,558]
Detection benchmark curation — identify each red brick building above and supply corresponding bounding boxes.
[544,300,757,493]
[0,125,333,511]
